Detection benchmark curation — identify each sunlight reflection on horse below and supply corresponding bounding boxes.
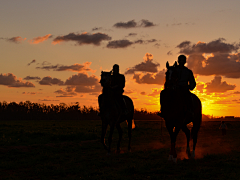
[160,61,202,163]
[98,71,134,154]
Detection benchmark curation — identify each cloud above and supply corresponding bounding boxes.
[107,40,133,48]
[29,34,52,44]
[124,89,135,94]
[113,20,137,28]
[147,88,161,97]
[36,62,94,72]
[113,19,156,28]
[27,59,36,66]
[54,87,77,97]
[177,38,239,55]
[8,36,26,43]
[39,99,59,102]
[133,70,165,85]
[233,91,240,94]
[167,51,173,56]
[140,92,146,95]
[23,76,41,80]
[125,53,160,74]
[0,73,35,87]
[126,33,137,37]
[52,32,111,45]
[65,73,99,86]
[176,39,240,78]
[107,39,157,49]
[92,27,102,31]
[22,92,42,95]
[140,19,156,27]
[205,76,236,93]
[39,76,64,86]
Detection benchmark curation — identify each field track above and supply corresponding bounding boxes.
[0,120,240,179]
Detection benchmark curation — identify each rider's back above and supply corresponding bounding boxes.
[176,66,196,91]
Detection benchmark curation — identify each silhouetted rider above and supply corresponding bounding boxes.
[176,55,196,115]
[111,64,127,115]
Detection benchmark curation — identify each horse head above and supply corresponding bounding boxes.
[100,71,112,88]
[165,61,178,90]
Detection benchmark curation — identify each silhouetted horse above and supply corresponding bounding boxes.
[160,62,202,162]
[98,71,134,153]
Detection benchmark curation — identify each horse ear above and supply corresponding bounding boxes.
[166,61,170,69]
[174,61,177,67]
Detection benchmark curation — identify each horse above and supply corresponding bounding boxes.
[98,71,134,154]
[160,61,202,162]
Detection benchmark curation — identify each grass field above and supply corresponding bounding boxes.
[0,120,240,179]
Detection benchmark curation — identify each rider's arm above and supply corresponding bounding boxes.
[188,70,196,90]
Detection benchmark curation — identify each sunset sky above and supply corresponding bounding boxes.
[1,0,240,117]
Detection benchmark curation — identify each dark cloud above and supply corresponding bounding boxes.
[177,38,239,55]
[23,76,41,80]
[0,73,35,87]
[27,59,36,66]
[125,53,160,74]
[107,39,158,49]
[113,20,137,28]
[7,36,26,43]
[133,70,165,85]
[176,39,240,78]
[107,40,133,48]
[53,32,111,46]
[39,76,64,86]
[167,50,173,56]
[205,76,236,93]
[187,53,240,78]
[126,33,137,37]
[65,73,99,86]
[140,19,156,27]
[38,99,59,102]
[113,19,156,28]
[92,27,102,31]
[36,62,93,72]
[54,87,77,97]
[74,84,102,93]
[140,92,146,95]
[233,91,240,94]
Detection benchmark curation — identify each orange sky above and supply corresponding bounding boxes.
[1,1,240,117]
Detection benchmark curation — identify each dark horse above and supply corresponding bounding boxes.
[160,62,202,162]
[98,71,134,154]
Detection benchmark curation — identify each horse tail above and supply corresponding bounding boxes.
[191,93,202,139]
[123,95,135,129]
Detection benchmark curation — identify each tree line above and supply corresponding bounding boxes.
[0,101,162,121]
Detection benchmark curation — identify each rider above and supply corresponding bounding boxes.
[158,55,196,118]
[111,64,127,116]
[176,55,196,116]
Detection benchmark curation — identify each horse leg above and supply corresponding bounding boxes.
[108,123,115,154]
[182,125,191,158]
[127,119,132,152]
[101,120,108,151]
[166,124,180,162]
[191,117,201,158]
[116,123,122,153]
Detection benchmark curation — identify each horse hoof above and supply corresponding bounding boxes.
[191,151,195,159]
[168,155,173,161]
[186,149,191,158]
